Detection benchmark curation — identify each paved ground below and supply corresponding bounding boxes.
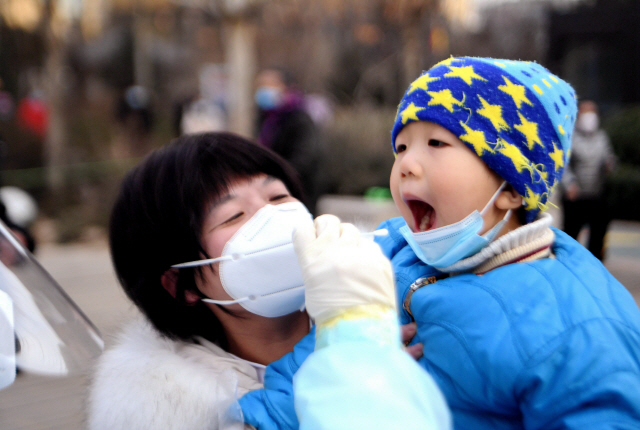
[0,216,638,429]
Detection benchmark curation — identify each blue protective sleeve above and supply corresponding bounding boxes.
[293,312,452,430]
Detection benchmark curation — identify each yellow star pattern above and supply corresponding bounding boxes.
[548,142,564,171]
[408,74,439,94]
[444,66,486,86]
[497,140,531,174]
[400,102,424,124]
[514,112,543,150]
[459,122,493,156]
[477,95,509,131]
[523,185,543,211]
[435,57,459,68]
[533,164,549,183]
[427,89,463,112]
[498,77,533,109]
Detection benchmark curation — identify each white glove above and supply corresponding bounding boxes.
[293,214,396,325]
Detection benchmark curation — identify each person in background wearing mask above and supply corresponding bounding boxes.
[561,100,617,260]
[255,68,321,215]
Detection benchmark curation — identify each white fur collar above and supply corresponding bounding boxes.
[87,316,259,430]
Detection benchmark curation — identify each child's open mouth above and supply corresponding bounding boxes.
[407,200,435,232]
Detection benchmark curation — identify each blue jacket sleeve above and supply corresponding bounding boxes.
[239,327,315,430]
[517,319,640,429]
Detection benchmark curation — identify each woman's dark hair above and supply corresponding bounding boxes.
[109,132,304,345]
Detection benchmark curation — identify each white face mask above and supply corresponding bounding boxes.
[172,201,313,318]
[577,111,599,133]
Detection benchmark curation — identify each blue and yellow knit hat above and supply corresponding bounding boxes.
[391,57,577,223]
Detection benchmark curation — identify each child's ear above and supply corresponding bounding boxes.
[161,269,201,305]
[495,184,522,211]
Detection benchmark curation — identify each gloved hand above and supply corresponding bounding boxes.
[293,214,396,325]
[239,327,315,430]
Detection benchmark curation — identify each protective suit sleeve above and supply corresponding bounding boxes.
[293,308,451,430]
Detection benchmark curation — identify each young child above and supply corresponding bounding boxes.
[375,57,640,428]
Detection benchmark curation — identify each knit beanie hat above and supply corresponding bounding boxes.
[391,57,577,223]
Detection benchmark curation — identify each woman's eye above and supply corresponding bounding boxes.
[222,212,243,224]
[270,194,290,201]
[396,143,407,153]
[428,139,446,147]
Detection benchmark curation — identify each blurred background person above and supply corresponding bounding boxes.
[113,85,154,158]
[15,90,48,141]
[177,64,229,136]
[561,100,617,260]
[255,68,322,215]
[0,134,36,253]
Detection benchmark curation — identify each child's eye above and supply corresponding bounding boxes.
[269,194,289,202]
[428,139,447,147]
[396,143,407,153]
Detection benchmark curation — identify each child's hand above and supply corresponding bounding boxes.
[401,322,424,360]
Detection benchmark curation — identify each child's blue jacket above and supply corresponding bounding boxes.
[376,217,640,429]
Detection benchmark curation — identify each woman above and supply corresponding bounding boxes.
[88,132,312,429]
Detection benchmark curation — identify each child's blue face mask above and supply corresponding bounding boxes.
[399,182,511,272]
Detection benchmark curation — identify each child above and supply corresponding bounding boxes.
[375,57,640,428]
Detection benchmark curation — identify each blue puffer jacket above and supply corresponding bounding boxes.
[376,217,640,430]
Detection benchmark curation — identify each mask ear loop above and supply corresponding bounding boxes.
[202,296,256,305]
[171,253,241,269]
[480,181,508,217]
[480,182,513,237]
[171,254,255,305]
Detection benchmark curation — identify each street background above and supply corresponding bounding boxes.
[0,0,640,428]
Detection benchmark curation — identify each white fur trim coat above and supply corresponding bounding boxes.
[87,317,262,430]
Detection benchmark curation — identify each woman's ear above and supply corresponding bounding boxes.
[495,184,522,211]
[161,269,201,305]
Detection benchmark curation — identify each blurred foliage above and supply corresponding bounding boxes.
[606,164,640,221]
[2,108,175,242]
[603,105,640,220]
[321,106,396,196]
[604,106,640,166]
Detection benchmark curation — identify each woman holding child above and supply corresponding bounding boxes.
[87,133,312,429]
[87,132,449,429]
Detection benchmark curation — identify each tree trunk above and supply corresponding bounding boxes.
[43,0,68,193]
[224,19,257,138]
